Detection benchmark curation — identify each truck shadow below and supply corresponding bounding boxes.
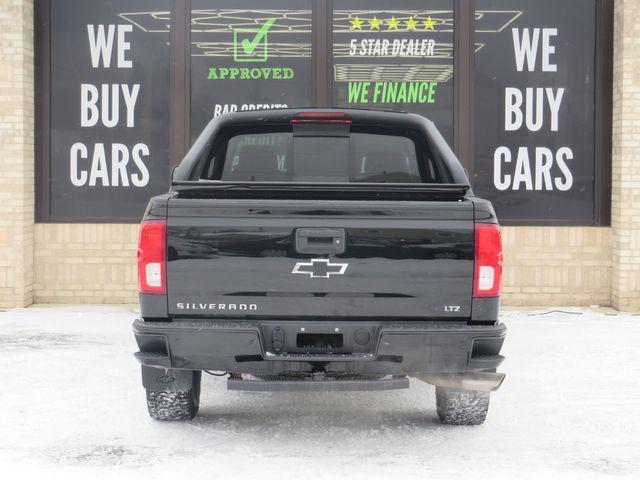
[191,382,454,432]
[195,407,444,431]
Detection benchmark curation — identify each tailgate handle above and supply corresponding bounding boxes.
[295,228,346,254]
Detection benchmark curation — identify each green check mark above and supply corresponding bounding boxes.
[240,18,276,54]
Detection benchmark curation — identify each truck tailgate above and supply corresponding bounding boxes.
[166,198,474,319]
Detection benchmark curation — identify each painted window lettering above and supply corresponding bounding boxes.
[67,25,153,190]
[493,146,573,192]
[349,38,436,57]
[348,81,438,104]
[491,30,572,193]
[333,6,455,143]
[207,67,294,80]
[213,104,288,118]
[70,142,150,187]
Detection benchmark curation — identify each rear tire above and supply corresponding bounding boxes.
[146,371,201,421]
[435,386,490,425]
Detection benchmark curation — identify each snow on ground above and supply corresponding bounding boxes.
[0,306,639,480]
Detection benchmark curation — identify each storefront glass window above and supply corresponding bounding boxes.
[190,0,314,142]
[332,0,455,144]
[474,0,597,222]
[39,0,609,225]
[49,0,171,220]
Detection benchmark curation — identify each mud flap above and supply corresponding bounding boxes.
[141,365,199,392]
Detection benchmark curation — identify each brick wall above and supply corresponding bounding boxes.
[34,224,138,304]
[502,227,611,307]
[0,0,34,308]
[611,0,640,310]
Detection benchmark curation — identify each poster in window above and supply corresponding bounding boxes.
[49,0,171,220]
[474,0,597,222]
[189,0,314,142]
[332,0,455,144]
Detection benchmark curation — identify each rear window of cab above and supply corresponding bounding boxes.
[199,125,450,183]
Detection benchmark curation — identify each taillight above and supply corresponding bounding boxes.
[473,223,503,298]
[137,220,166,295]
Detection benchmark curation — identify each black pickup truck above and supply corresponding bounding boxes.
[133,108,506,425]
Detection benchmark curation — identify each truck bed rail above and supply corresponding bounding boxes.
[170,181,470,201]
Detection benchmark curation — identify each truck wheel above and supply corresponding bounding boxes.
[146,371,201,421]
[435,386,490,425]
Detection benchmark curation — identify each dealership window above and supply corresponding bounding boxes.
[36,0,612,225]
[473,0,599,223]
[332,0,455,144]
[189,1,314,142]
[42,0,171,221]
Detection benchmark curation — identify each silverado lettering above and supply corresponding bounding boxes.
[133,108,506,425]
[176,303,258,311]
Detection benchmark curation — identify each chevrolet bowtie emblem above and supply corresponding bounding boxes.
[292,259,349,278]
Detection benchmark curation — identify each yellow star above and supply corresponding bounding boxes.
[349,16,364,31]
[423,16,437,31]
[368,16,382,31]
[405,16,418,31]
[386,16,400,31]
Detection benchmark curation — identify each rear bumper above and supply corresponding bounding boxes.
[133,319,506,376]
